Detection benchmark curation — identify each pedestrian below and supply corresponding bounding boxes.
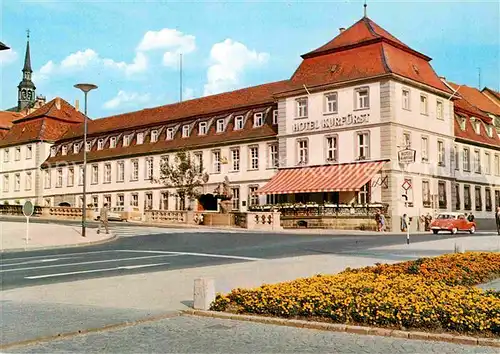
[496,207,500,235]
[424,213,432,231]
[379,212,386,232]
[97,203,110,235]
[467,212,475,222]
[401,213,408,232]
[374,209,381,232]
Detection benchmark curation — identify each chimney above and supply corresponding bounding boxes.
[339,27,346,33]
[75,99,80,111]
[55,97,61,110]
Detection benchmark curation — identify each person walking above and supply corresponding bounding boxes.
[467,212,475,223]
[496,207,500,235]
[97,203,110,234]
[379,212,386,232]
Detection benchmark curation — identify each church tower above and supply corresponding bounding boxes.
[17,31,36,111]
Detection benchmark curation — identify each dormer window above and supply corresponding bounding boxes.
[110,137,116,148]
[199,122,208,135]
[85,141,92,152]
[62,145,67,156]
[123,135,131,147]
[97,139,104,150]
[272,110,278,124]
[457,116,466,131]
[151,129,159,143]
[486,125,493,137]
[73,144,80,154]
[216,119,225,133]
[137,132,144,145]
[166,127,175,140]
[182,125,190,138]
[471,118,481,134]
[234,116,244,130]
[50,146,56,157]
[253,112,264,127]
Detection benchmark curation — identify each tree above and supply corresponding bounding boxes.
[155,150,209,210]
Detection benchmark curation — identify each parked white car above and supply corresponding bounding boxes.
[93,207,127,222]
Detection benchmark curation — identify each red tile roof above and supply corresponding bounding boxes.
[448,82,500,116]
[482,87,500,103]
[454,115,500,148]
[0,111,23,130]
[16,97,87,124]
[61,80,290,141]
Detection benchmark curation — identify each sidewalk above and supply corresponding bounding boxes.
[0,221,115,252]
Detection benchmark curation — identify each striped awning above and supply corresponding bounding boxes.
[256,160,387,195]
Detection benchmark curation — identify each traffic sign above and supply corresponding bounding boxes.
[22,200,34,217]
[402,179,412,191]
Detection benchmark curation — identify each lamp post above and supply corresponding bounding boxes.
[74,83,98,237]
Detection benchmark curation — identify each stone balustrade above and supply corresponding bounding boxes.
[144,210,188,224]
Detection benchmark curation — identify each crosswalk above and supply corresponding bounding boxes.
[108,225,241,238]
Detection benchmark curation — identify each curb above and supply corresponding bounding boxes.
[0,311,181,350]
[182,309,500,348]
[0,234,118,254]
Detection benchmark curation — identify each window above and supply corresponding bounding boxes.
[104,163,111,183]
[117,161,125,182]
[26,145,32,159]
[231,148,240,171]
[145,192,153,210]
[91,164,99,184]
[485,188,492,211]
[97,139,104,150]
[166,127,175,140]
[160,192,168,210]
[357,183,370,204]
[92,196,99,208]
[464,185,471,210]
[454,145,459,170]
[422,180,431,207]
[131,193,139,207]
[473,119,481,134]
[326,136,338,162]
[455,183,460,210]
[182,125,189,138]
[475,186,482,211]
[50,146,56,157]
[145,158,153,180]
[436,100,444,120]
[296,139,308,165]
[234,116,244,130]
[123,135,131,147]
[216,119,225,133]
[296,97,308,118]
[68,167,74,187]
[474,150,481,173]
[269,144,278,168]
[56,169,62,188]
[104,195,111,207]
[249,186,259,206]
[73,144,80,154]
[117,194,125,207]
[495,155,500,176]
[78,166,84,186]
[3,175,8,192]
[324,92,338,113]
[485,152,491,175]
[110,137,116,148]
[421,136,429,162]
[212,150,221,173]
[231,187,240,210]
[458,116,466,131]
[463,148,470,171]
[486,125,493,137]
[136,132,144,145]
[402,89,410,110]
[272,110,278,124]
[250,146,259,170]
[420,95,428,115]
[496,190,500,210]
[403,132,411,148]
[355,88,369,109]
[14,173,20,191]
[151,130,159,143]
[356,132,370,160]
[253,113,264,127]
[199,122,208,135]
[131,160,139,181]
[44,170,50,189]
[194,152,203,173]
[438,140,445,166]
[15,147,21,161]
[3,148,9,162]
[25,172,32,191]
[438,181,447,209]
[62,145,67,156]
[85,141,91,152]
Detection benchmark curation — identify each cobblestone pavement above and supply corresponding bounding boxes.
[9,315,496,353]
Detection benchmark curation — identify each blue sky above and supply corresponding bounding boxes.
[1,0,498,118]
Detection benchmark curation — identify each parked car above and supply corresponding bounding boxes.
[430,212,476,234]
[93,207,127,222]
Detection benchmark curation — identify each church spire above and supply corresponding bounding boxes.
[23,29,32,73]
[17,29,36,112]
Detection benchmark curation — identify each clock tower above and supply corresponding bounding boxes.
[17,30,36,111]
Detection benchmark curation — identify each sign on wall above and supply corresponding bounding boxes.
[398,149,416,164]
[292,113,370,133]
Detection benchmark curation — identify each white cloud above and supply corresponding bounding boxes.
[103,90,151,110]
[137,29,195,68]
[203,39,269,96]
[183,87,195,100]
[0,49,18,67]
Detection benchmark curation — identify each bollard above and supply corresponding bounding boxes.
[454,242,465,254]
[193,278,216,310]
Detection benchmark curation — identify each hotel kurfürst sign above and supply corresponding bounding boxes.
[292,113,370,132]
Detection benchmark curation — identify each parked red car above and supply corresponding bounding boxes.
[430,212,476,234]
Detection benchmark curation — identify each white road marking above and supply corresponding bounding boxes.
[24,262,171,279]
[1,250,123,262]
[1,254,180,273]
[1,258,61,267]
[119,249,264,261]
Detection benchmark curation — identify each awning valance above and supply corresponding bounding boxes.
[256,160,387,195]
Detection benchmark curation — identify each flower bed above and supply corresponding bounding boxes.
[211,252,500,336]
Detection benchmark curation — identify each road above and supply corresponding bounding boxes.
[1,224,492,290]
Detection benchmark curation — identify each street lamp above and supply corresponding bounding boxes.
[74,83,98,237]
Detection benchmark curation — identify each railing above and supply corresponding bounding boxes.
[48,207,83,219]
[250,203,388,218]
[145,210,187,224]
[0,204,43,216]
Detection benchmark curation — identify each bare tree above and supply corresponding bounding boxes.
[155,150,209,210]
